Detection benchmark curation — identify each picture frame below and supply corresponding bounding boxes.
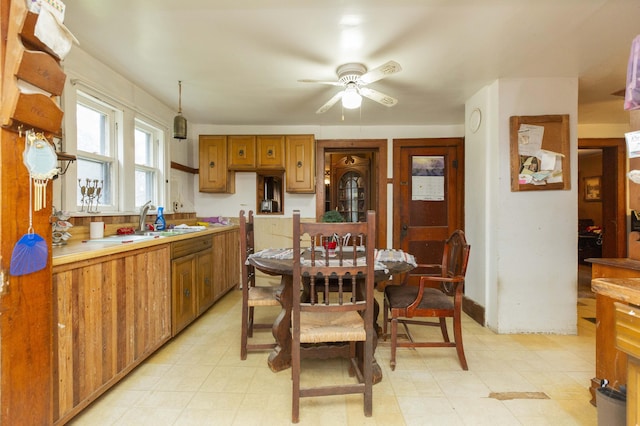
[584,176,602,202]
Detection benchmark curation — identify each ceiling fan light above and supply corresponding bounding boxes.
[342,86,362,109]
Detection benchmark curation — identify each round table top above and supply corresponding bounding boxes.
[247,250,415,281]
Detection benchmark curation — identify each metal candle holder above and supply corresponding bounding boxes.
[78,178,103,213]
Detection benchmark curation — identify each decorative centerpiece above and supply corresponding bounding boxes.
[78,178,103,213]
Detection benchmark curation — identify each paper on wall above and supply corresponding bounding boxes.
[518,124,544,157]
[626,130,640,158]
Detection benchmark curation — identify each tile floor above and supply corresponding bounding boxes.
[70,289,598,426]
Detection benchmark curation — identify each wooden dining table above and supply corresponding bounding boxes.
[247,248,416,384]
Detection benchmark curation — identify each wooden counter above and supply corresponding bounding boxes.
[589,257,640,406]
[52,224,238,265]
[51,225,240,425]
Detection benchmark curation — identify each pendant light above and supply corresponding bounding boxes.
[173,80,187,139]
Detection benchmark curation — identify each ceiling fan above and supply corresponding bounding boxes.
[299,60,402,114]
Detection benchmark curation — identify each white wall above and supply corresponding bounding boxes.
[463,86,495,320]
[466,78,579,334]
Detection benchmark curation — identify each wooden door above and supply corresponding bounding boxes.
[393,139,464,274]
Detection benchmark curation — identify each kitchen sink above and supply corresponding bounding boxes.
[87,234,161,243]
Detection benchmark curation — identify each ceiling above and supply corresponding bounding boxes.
[61,0,640,127]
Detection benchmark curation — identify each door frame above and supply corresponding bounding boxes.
[315,139,387,249]
[578,138,627,258]
[392,138,465,249]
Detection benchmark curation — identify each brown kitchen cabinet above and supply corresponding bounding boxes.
[197,249,215,315]
[228,135,257,170]
[52,244,171,424]
[199,135,235,193]
[257,135,286,169]
[212,228,240,299]
[285,134,316,193]
[171,235,214,334]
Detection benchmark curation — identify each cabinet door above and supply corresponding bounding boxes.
[257,135,285,169]
[199,135,235,193]
[172,255,197,334]
[196,249,215,315]
[285,134,315,193]
[225,229,240,292]
[228,135,256,170]
[53,245,171,424]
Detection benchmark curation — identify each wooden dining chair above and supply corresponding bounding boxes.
[239,210,279,360]
[291,210,376,423]
[383,230,471,370]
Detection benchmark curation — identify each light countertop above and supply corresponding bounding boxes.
[52,225,238,267]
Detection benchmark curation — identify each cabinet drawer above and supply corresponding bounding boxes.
[171,235,212,258]
[615,302,640,359]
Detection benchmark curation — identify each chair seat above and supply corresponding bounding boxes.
[248,286,280,306]
[385,285,453,311]
[300,311,365,343]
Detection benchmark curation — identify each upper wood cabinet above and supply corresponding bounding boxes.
[199,135,235,193]
[228,135,257,170]
[286,134,316,193]
[257,135,285,169]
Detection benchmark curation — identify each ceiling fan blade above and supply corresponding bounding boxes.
[359,60,402,85]
[316,91,344,114]
[359,87,398,107]
[298,79,343,86]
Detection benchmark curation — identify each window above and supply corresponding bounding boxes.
[134,120,163,208]
[76,92,117,212]
[67,87,168,214]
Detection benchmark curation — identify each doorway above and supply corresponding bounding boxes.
[577,138,627,297]
[315,139,387,248]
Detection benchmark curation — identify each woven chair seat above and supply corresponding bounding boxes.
[385,286,453,311]
[299,311,365,343]
[248,286,280,306]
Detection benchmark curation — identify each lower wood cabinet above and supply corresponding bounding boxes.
[51,227,240,425]
[52,244,171,425]
[212,228,240,298]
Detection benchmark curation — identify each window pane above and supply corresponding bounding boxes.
[77,103,108,155]
[77,159,111,208]
[135,169,155,207]
[135,128,153,166]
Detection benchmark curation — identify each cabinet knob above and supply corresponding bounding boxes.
[204,278,211,286]
[184,289,191,297]
[209,161,215,168]
[297,161,302,168]
[267,149,273,157]
[239,149,245,157]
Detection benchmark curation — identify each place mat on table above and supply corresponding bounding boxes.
[374,249,417,267]
[301,257,389,273]
[248,248,297,263]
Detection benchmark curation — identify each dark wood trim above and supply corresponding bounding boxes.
[462,297,485,326]
[578,138,627,258]
[170,161,198,174]
[315,139,388,249]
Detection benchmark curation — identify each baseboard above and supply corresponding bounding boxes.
[463,296,484,326]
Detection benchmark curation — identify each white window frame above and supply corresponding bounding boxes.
[134,118,164,209]
[75,91,119,212]
[61,82,169,215]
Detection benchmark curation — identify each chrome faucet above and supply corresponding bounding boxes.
[139,200,154,232]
